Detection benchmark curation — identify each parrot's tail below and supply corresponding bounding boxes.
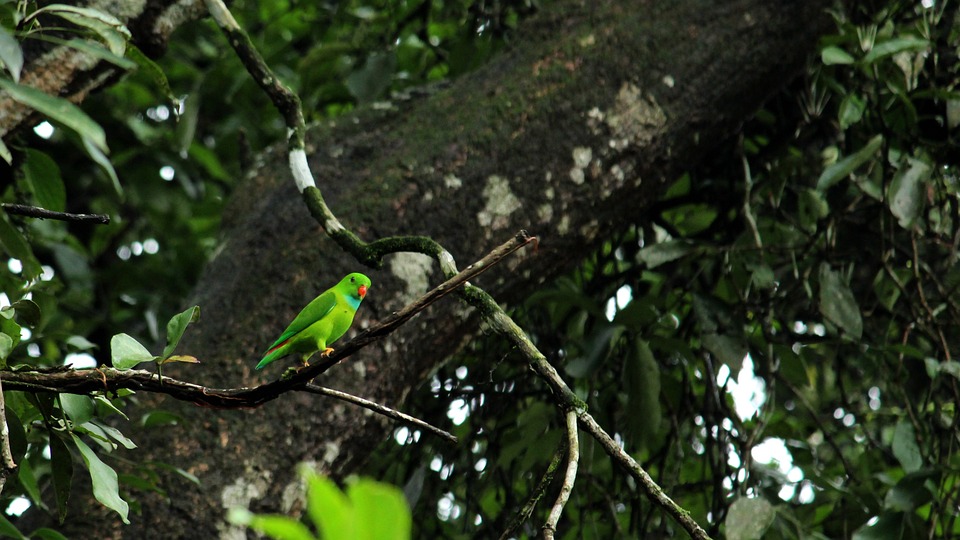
[256,340,287,369]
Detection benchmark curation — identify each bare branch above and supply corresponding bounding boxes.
[543,410,579,539]
[0,232,531,412]
[2,203,110,224]
[301,384,456,444]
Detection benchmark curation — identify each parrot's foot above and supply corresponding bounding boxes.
[319,347,335,357]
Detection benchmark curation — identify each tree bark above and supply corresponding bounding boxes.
[17,0,832,536]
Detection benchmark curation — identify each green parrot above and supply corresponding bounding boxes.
[257,272,371,370]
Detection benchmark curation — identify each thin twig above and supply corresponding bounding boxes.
[543,410,579,539]
[911,232,952,361]
[301,383,456,444]
[776,373,858,482]
[2,203,110,224]
[741,151,762,249]
[499,445,565,540]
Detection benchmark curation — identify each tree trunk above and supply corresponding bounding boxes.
[18,0,831,536]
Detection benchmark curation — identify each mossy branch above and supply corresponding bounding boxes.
[303,187,448,270]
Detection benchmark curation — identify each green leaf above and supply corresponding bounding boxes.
[692,293,738,334]
[636,240,698,269]
[0,78,108,153]
[60,394,95,425]
[892,419,922,472]
[0,513,25,540]
[17,457,42,510]
[702,333,747,372]
[852,513,904,540]
[349,478,412,540]
[110,333,156,370]
[564,324,622,378]
[0,333,13,362]
[798,188,829,233]
[818,263,863,340]
[158,354,199,365]
[71,434,129,524]
[81,135,122,196]
[177,91,200,154]
[0,212,42,278]
[30,529,69,540]
[888,157,931,229]
[0,25,23,81]
[161,305,200,359]
[4,407,26,464]
[307,471,354,539]
[661,203,718,236]
[935,361,960,380]
[85,420,136,450]
[150,462,200,486]
[0,137,11,164]
[725,497,776,540]
[11,299,41,327]
[238,513,315,540]
[93,394,128,420]
[872,268,911,312]
[623,339,662,454]
[66,335,97,351]
[77,422,116,451]
[188,143,229,181]
[884,470,936,511]
[62,38,136,69]
[346,51,396,103]
[140,410,183,428]
[821,45,855,65]
[816,135,883,191]
[50,244,91,287]
[0,315,21,367]
[30,4,128,30]
[31,5,131,56]
[838,93,866,129]
[50,435,74,523]
[862,36,929,64]
[124,44,176,102]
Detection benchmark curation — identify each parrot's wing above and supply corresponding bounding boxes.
[268,289,337,348]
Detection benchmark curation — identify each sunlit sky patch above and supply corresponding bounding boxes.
[33,121,54,139]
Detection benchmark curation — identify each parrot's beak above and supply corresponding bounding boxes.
[358,284,368,298]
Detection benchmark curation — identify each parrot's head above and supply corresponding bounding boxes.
[343,272,371,300]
